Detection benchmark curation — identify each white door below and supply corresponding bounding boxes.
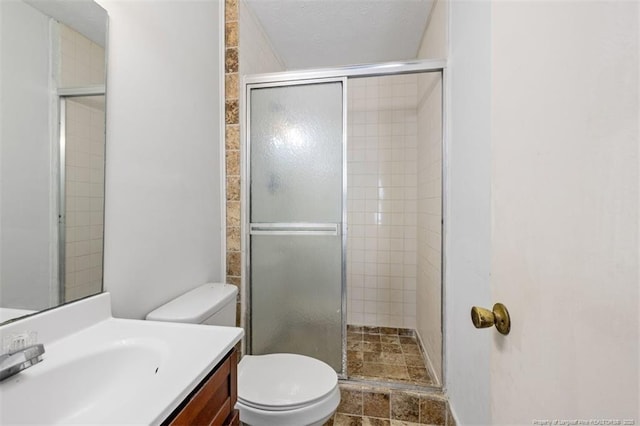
[488,1,638,424]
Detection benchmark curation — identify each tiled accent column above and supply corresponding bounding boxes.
[224,0,241,325]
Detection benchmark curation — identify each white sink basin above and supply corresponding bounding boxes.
[0,294,243,425]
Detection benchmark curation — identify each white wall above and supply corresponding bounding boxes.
[239,0,285,75]
[490,1,639,422]
[417,0,447,60]
[0,1,53,310]
[447,1,639,423]
[446,0,492,423]
[98,0,223,319]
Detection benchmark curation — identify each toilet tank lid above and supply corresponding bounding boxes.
[145,283,237,323]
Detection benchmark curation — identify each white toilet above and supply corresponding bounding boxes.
[146,283,340,426]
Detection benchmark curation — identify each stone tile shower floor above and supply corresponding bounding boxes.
[346,325,434,387]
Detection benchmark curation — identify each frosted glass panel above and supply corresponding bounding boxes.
[250,82,343,223]
[251,235,342,371]
[248,81,344,373]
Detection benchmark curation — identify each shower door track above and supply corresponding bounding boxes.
[241,59,448,384]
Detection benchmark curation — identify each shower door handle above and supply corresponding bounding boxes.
[249,223,341,236]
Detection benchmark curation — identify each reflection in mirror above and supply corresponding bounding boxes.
[0,0,107,324]
[61,95,105,303]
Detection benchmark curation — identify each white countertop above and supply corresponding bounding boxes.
[0,293,244,425]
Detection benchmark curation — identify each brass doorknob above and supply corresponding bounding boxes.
[471,303,511,335]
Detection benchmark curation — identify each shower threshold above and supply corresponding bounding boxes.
[346,324,435,387]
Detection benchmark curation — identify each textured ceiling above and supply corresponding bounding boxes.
[245,0,434,70]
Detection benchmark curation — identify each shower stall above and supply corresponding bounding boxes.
[244,61,444,388]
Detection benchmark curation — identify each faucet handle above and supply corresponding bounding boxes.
[0,343,46,381]
[16,343,45,360]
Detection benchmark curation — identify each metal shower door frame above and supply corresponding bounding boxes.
[241,59,447,384]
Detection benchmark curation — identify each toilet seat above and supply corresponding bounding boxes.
[237,353,338,411]
[236,385,340,426]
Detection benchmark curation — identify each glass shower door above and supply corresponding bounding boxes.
[248,80,345,373]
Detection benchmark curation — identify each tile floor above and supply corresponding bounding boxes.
[322,384,454,426]
[346,325,434,386]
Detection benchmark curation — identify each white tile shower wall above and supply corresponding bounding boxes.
[416,72,442,382]
[59,24,105,87]
[347,75,418,328]
[64,99,105,301]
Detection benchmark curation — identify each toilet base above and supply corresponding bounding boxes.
[236,384,340,426]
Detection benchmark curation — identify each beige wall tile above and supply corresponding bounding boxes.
[225,125,240,150]
[227,276,241,286]
[226,226,241,251]
[225,48,238,73]
[225,21,238,47]
[226,251,241,277]
[226,150,240,176]
[226,176,240,201]
[226,201,240,227]
[225,0,237,22]
[225,73,239,100]
[225,100,239,124]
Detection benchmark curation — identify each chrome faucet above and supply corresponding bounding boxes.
[0,344,45,381]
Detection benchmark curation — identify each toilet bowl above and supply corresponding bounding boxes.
[237,353,340,426]
[146,283,340,426]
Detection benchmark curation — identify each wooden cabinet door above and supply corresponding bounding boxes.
[167,348,238,426]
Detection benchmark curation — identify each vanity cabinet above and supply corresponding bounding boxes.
[164,348,239,426]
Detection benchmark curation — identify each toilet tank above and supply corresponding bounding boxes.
[145,283,238,327]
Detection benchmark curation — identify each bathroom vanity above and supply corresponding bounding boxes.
[164,347,239,425]
[0,294,243,425]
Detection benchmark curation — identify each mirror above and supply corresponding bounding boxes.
[0,0,108,324]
